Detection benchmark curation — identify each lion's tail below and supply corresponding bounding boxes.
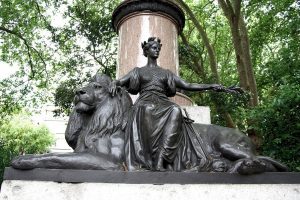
[257,156,289,172]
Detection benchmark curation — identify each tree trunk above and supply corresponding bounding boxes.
[217,0,260,146]
[180,33,207,80]
[175,0,220,83]
[224,112,236,128]
[239,16,259,106]
[217,0,259,107]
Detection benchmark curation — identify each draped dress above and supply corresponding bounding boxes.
[124,66,211,171]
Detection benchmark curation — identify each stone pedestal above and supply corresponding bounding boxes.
[1,168,300,200]
[182,106,211,124]
[1,181,300,200]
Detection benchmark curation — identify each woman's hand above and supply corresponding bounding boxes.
[211,84,244,94]
[211,84,226,92]
[226,85,244,94]
[109,80,118,96]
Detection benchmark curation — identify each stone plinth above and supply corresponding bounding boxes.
[182,106,211,124]
[1,181,300,200]
[1,168,300,200]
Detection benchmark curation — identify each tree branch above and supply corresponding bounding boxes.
[175,0,220,82]
[224,46,234,68]
[0,27,35,77]
[180,33,206,80]
[218,0,231,19]
[0,26,49,82]
[233,0,242,20]
[225,0,235,15]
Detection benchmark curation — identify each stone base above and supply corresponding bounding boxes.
[1,180,299,200]
[182,106,211,124]
[1,168,300,200]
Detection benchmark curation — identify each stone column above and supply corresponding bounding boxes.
[112,0,193,106]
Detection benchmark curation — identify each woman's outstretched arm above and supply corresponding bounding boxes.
[174,75,225,92]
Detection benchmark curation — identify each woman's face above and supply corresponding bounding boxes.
[146,42,161,59]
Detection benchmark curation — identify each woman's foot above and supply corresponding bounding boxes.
[155,157,167,172]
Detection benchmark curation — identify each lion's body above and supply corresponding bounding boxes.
[191,123,288,174]
[192,123,256,159]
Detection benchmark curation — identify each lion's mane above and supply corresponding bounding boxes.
[65,74,132,152]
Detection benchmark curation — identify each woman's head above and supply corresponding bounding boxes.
[141,37,162,58]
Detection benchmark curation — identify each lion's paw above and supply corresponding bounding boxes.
[237,158,267,175]
[11,155,37,169]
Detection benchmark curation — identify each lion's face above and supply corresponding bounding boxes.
[74,81,109,113]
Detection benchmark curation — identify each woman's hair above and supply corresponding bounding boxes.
[141,37,162,57]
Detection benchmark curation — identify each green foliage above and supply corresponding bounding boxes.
[245,0,300,170]
[250,83,300,171]
[0,0,61,121]
[52,0,119,77]
[0,0,54,82]
[54,76,91,116]
[0,114,54,183]
[0,0,120,116]
[249,32,300,171]
[54,79,78,116]
[50,0,121,116]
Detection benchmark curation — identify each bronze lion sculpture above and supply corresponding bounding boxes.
[12,74,132,170]
[12,74,288,174]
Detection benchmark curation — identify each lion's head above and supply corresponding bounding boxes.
[74,74,112,113]
[65,74,132,151]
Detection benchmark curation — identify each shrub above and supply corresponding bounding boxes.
[250,83,300,171]
[0,114,54,185]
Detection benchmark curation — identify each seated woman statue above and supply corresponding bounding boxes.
[110,37,228,171]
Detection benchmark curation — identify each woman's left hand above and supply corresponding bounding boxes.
[211,84,244,94]
[212,84,226,92]
[226,85,244,94]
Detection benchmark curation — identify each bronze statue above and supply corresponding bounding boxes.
[110,37,228,171]
[12,75,132,170]
[12,37,288,174]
